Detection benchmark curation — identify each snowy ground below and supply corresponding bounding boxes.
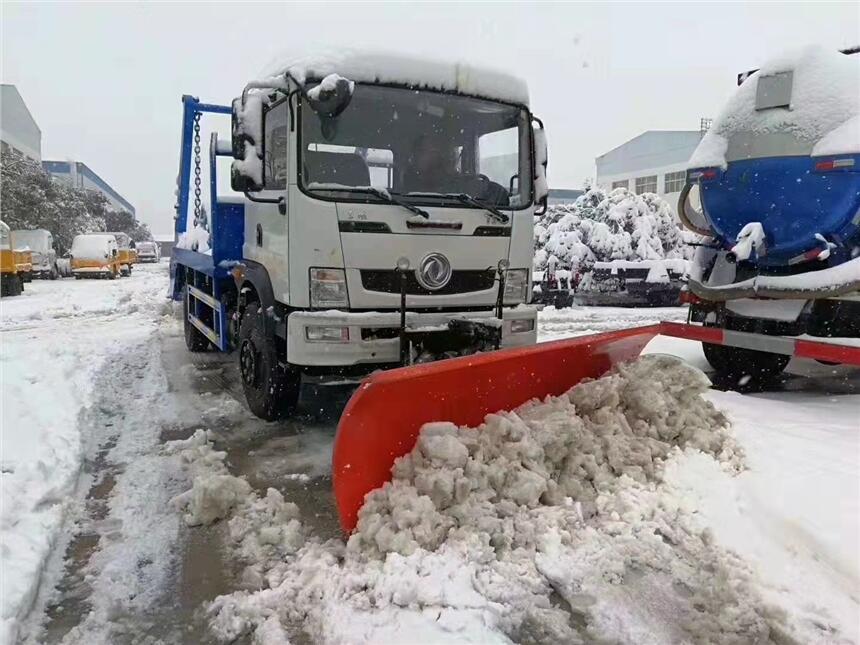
[0,264,171,644]
[2,269,858,644]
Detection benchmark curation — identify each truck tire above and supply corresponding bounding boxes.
[182,286,210,352]
[2,275,23,297]
[238,306,300,420]
[702,342,790,386]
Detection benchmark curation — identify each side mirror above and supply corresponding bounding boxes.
[231,95,264,192]
[231,163,262,193]
[112,249,118,257]
[533,121,548,208]
[306,74,354,118]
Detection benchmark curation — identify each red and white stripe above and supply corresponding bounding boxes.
[659,321,860,366]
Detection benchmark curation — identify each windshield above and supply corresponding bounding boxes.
[11,230,50,252]
[300,84,532,209]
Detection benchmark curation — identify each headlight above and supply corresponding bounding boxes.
[503,269,529,304]
[306,325,349,342]
[309,267,348,308]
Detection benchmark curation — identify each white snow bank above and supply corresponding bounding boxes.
[0,265,170,644]
[260,48,530,106]
[668,388,860,643]
[690,44,860,168]
[202,356,826,644]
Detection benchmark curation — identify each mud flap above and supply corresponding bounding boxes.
[332,324,661,532]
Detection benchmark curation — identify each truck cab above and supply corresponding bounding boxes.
[172,53,547,419]
[10,229,58,279]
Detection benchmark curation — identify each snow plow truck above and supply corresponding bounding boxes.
[170,53,546,421]
[172,49,859,533]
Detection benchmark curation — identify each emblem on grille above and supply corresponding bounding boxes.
[416,253,452,291]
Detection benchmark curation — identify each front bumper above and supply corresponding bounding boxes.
[286,307,538,367]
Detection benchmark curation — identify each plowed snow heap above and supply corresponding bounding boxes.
[350,355,734,557]
[188,356,789,644]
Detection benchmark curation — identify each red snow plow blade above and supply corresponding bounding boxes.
[332,325,661,532]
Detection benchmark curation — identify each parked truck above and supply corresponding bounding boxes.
[1,221,25,297]
[103,231,137,276]
[11,229,58,279]
[678,45,860,384]
[170,53,546,420]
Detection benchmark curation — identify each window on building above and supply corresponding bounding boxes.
[635,175,657,195]
[611,179,629,190]
[664,171,686,194]
[263,100,289,190]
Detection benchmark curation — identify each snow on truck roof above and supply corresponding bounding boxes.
[71,234,117,258]
[260,49,530,106]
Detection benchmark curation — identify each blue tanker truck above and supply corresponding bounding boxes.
[676,44,860,385]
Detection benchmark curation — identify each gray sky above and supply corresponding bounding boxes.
[2,2,858,236]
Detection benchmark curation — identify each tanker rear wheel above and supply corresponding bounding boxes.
[702,342,790,388]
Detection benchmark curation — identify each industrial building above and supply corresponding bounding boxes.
[42,160,135,216]
[547,188,584,206]
[595,123,709,212]
[1,84,42,160]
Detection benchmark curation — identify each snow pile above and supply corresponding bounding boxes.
[690,44,860,168]
[176,223,211,254]
[166,430,306,575]
[167,430,252,526]
[260,48,530,106]
[534,187,694,275]
[197,356,808,644]
[349,355,735,557]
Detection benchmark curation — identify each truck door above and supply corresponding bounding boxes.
[243,98,290,302]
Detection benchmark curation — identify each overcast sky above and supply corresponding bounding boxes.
[2,2,858,236]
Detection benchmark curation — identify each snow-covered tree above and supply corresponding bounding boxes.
[1,150,150,253]
[534,187,694,273]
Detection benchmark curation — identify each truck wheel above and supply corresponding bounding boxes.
[2,275,23,296]
[238,307,300,420]
[702,343,790,386]
[182,286,210,352]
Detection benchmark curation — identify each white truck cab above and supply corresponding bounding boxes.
[174,53,547,419]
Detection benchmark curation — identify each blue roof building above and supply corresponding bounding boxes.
[42,160,135,215]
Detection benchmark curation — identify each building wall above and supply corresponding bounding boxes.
[0,85,41,161]
[42,160,135,215]
[595,131,702,213]
[547,188,584,205]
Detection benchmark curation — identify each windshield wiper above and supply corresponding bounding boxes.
[347,186,430,219]
[449,193,509,224]
[308,184,430,219]
[364,187,430,219]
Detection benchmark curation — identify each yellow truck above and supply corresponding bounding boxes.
[12,248,33,283]
[70,233,122,279]
[103,231,137,276]
[1,221,24,296]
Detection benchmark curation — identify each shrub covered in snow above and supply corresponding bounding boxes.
[534,187,695,276]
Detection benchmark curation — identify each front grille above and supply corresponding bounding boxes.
[360,269,497,295]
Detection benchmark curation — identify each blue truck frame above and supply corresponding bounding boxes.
[170,95,244,352]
